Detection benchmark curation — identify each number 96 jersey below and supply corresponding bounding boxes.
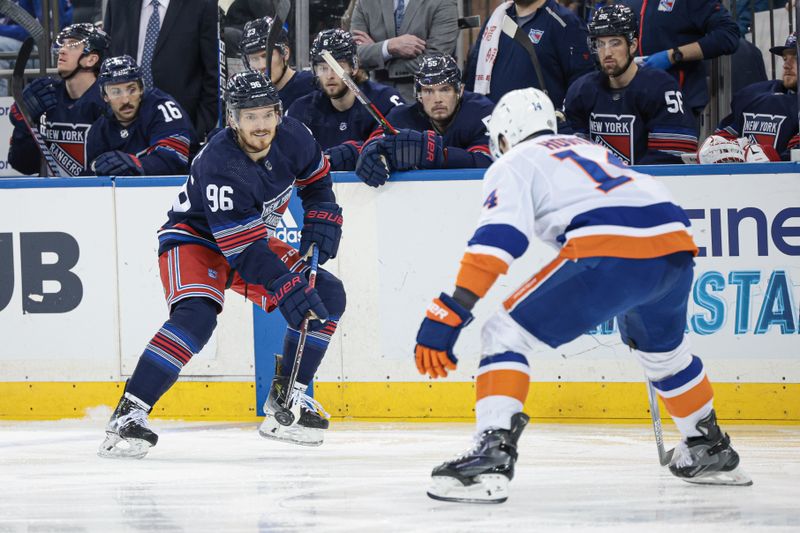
[459,134,698,296]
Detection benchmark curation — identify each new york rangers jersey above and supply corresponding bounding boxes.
[85,88,196,175]
[715,79,799,160]
[158,116,333,282]
[564,67,698,164]
[381,91,494,168]
[9,80,106,176]
[286,80,404,149]
[279,70,317,111]
[456,134,697,298]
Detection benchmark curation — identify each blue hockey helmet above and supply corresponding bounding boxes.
[310,29,358,70]
[588,5,638,52]
[225,70,283,117]
[769,32,797,55]
[241,16,289,57]
[414,53,462,100]
[54,23,111,59]
[98,55,142,90]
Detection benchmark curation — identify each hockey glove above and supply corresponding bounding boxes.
[382,129,444,170]
[644,50,671,70]
[355,139,390,187]
[300,202,343,264]
[92,150,144,176]
[22,77,57,120]
[415,293,473,379]
[325,142,359,171]
[268,271,329,330]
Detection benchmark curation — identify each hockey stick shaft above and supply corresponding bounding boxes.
[500,15,549,96]
[320,50,398,134]
[216,2,228,128]
[646,378,674,466]
[283,244,320,413]
[11,38,61,177]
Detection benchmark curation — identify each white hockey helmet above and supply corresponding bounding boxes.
[487,88,557,159]
[697,135,745,164]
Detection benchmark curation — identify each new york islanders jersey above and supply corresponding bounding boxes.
[9,80,106,176]
[715,79,799,160]
[279,70,317,111]
[564,67,698,165]
[456,134,697,298]
[380,91,494,168]
[286,80,404,149]
[85,88,196,176]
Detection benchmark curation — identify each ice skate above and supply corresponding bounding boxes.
[258,356,330,447]
[98,393,158,460]
[669,410,752,486]
[427,412,529,504]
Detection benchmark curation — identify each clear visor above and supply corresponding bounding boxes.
[104,83,143,100]
[228,104,282,128]
[589,37,627,54]
[52,36,86,53]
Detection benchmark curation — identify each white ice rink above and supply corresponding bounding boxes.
[1,419,798,532]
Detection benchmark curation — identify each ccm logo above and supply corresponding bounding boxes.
[273,275,302,301]
[428,302,449,320]
[307,210,343,225]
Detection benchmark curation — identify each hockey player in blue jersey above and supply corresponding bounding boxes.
[355,53,494,187]
[714,33,799,160]
[416,88,750,504]
[85,55,196,176]
[240,16,316,111]
[8,23,109,176]
[564,5,698,165]
[287,29,404,171]
[98,71,346,458]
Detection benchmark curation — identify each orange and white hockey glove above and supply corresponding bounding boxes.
[414,293,473,379]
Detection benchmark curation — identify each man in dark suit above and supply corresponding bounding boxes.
[104,0,219,140]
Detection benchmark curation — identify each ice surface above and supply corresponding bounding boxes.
[0,420,798,532]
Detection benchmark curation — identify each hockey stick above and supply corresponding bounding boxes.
[0,0,45,43]
[646,378,675,466]
[320,50,398,134]
[11,38,61,177]
[216,0,232,128]
[500,15,549,96]
[274,244,320,427]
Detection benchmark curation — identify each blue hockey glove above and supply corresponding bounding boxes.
[22,77,57,120]
[92,150,144,176]
[414,293,473,379]
[355,139,390,187]
[324,142,359,171]
[300,202,343,264]
[268,271,329,330]
[382,129,444,170]
[644,50,671,70]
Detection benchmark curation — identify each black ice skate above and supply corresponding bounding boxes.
[669,409,752,486]
[97,393,158,460]
[427,412,530,504]
[258,355,330,447]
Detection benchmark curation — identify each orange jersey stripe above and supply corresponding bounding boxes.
[560,231,698,260]
[476,369,530,403]
[503,256,568,311]
[456,252,510,298]
[661,375,714,418]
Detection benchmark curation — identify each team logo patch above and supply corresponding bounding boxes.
[261,186,294,237]
[590,113,636,164]
[742,112,786,148]
[43,121,92,176]
[264,160,273,171]
[483,189,499,209]
[120,129,129,138]
[207,268,218,279]
[658,0,676,11]
[339,122,348,131]
[528,29,544,44]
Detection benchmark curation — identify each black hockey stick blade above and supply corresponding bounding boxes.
[11,38,61,177]
[264,12,284,81]
[500,15,549,96]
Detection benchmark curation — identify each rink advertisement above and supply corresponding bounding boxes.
[0,164,798,421]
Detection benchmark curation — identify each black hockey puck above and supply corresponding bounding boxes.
[275,408,295,426]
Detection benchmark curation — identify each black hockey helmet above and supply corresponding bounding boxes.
[98,55,142,90]
[414,53,462,100]
[588,5,638,50]
[54,23,111,59]
[310,28,357,69]
[225,70,283,116]
[240,16,289,57]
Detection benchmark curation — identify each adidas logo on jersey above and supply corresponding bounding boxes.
[274,209,302,244]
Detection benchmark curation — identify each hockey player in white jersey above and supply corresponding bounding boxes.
[414,88,751,504]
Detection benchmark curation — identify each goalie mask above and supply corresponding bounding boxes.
[487,88,557,160]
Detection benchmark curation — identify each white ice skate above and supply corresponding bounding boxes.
[97,394,158,460]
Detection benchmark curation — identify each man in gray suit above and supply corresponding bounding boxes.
[350,0,458,102]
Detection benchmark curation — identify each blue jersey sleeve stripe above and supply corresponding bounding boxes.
[468,224,529,259]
